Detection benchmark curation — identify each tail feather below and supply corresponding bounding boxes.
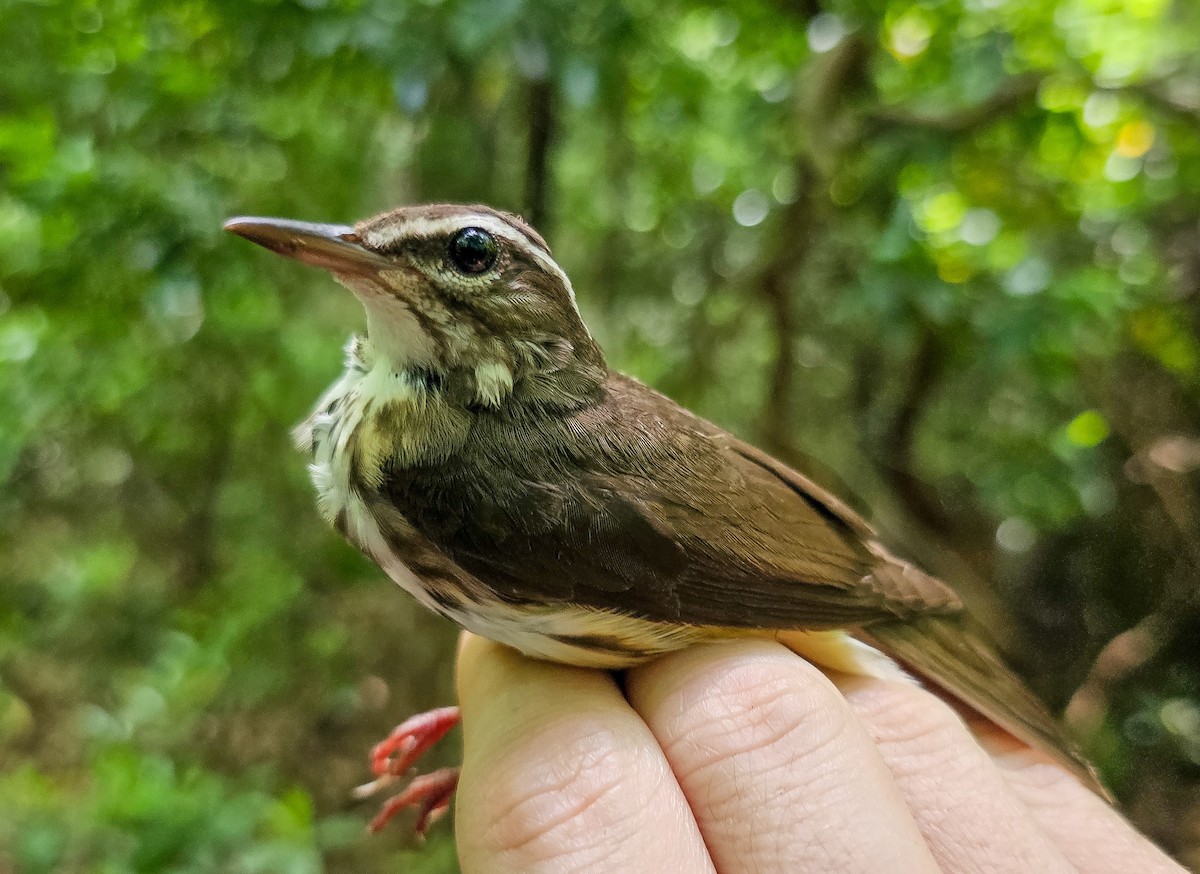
[857,614,1108,797]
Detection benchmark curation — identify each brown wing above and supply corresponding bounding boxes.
[726,435,965,616]
[405,371,961,629]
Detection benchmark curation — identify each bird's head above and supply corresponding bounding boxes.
[225,204,605,409]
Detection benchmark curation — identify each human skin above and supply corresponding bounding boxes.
[453,633,1183,874]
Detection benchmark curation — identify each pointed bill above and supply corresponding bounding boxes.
[223,216,390,275]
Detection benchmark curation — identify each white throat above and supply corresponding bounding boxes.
[364,296,438,368]
[333,271,439,369]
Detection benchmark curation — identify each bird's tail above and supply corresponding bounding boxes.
[856,614,1108,797]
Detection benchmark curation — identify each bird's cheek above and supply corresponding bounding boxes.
[331,271,389,301]
[330,265,415,299]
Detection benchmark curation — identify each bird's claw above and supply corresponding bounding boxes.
[366,766,460,835]
[355,705,462,835]
[369,705,461,778]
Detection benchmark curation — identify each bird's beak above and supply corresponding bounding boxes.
[223,216,390,275]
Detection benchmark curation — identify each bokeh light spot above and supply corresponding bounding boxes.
[732,189,769,227]
[808,13,847,53]
[1066,410,1110,447]
[1116,120,1155,157]
[996,517,1036,553]
[886,9,934,59]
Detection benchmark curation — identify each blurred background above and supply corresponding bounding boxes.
[3,0,1200,870]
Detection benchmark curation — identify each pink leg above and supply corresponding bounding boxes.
[355,706,462,835]
[367,767,460,835]
[369,706,461,778]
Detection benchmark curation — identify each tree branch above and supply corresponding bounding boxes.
[1115,80,1200,130]
[757,166,816,458]
[756,34,870,460]
[868,73,1044,135]
[523,75,557,231]
[870,70,1200,138]
[876,326,962,539]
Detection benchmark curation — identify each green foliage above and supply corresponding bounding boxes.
[3,0,1200,869]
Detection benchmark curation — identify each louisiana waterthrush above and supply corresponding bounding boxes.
[225,203,1102,830]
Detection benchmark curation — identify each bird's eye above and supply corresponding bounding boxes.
[448,227,499,275]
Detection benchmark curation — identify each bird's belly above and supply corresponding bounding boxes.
[356,504,707,668]
[436,597,709,670]
[304,393,458,619]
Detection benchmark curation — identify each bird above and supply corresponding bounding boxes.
[224,203,1102,832]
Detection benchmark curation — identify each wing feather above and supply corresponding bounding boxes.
[397,372,961,629]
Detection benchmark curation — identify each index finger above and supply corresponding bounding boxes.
[455,634,714,874]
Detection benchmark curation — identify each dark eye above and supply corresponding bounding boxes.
[448,227,499,274]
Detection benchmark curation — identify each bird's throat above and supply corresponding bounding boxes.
[363,297,439,372]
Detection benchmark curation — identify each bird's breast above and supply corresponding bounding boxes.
[299,368,710,667]
[300,371,473,621]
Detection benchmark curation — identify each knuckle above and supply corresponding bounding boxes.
[661,653,853,783]
[1001,754,1085,799]
[847,680,972,773]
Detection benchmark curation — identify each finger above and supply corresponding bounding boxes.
[972,723,1184,874]
[454,634,715,874]
[832,672,1075,874]
[625,639,940,874]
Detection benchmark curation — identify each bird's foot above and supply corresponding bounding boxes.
[368,706,461,780]
[366,766,460,835]
[353,705,462,835]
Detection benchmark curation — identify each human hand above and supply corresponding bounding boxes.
[453,633,1183,873]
